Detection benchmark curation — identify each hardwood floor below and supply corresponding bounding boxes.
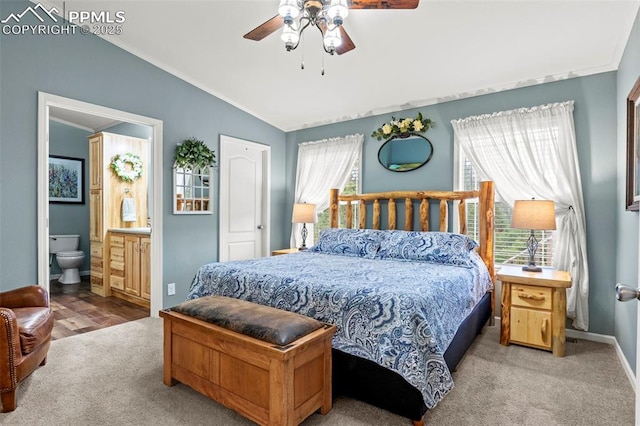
[50,277,149,340]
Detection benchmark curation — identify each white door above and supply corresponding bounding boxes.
[615,217,640,425]
[219,136,270,262]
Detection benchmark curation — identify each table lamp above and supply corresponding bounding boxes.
[292,203,317,250]
[511,199,556,272]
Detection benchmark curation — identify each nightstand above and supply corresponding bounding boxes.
[498,265,572,357]
[271,248,299,256]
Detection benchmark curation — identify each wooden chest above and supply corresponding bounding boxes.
[160,298,336,426]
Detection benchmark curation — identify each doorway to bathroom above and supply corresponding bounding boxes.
[37,92,164,322]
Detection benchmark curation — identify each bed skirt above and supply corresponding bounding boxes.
[332,291,493,421]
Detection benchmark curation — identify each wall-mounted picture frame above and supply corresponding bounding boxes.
[49,155,85,204]
[626,75,640,212]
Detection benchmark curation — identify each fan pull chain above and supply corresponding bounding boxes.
[321,50,325,76]
[300,32,305,70]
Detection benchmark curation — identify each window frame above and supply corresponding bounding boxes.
[312,151,362,241]
[453,140,555,268]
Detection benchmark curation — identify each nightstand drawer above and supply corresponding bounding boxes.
[511,284,552,310]
[511,307,551,349]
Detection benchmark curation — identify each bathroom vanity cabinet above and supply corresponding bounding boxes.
[108,231,150,308]
[124,234,151,300]
[108,233,125,292]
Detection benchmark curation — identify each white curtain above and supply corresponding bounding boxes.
[290,134,363,248]
[451,101,589,331]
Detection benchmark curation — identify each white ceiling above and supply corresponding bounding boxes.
[46,0,639,131]
[49,106,122,132]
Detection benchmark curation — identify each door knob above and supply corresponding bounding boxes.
[257,225,264,230]
[615,284,640,302]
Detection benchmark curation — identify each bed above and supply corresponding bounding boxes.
[186,181,495,425]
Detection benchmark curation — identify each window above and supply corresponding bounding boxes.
[313,159,360,240]
[459,156,555,268]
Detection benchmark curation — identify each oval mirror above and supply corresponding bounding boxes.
[377,133,434,172]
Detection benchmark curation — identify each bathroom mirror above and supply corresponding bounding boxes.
[173,167,213,214]
[377,133,434,172]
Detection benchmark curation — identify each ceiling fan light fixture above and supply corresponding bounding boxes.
[245,0,420,58]
[323,26,342,54]
[327,0,349,25]
[281,24,300,50]
[278,0,300,23]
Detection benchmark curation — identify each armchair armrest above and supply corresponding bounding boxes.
[0,286,49,309]
[0,308,21,392]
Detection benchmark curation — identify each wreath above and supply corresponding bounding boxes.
[110,153,143,182]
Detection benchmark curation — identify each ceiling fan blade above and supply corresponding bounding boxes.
[243,15,284,41]
[349,0,419,9]
[336,27,356,55]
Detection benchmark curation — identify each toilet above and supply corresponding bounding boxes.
[49,234,86,284]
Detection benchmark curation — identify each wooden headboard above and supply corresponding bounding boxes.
[329,181,495,315]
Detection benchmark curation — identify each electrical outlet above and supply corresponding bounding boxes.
[167,283,176,296]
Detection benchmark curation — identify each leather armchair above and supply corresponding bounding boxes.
[0,286,54,412]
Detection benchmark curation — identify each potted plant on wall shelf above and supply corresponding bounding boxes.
[173,137,216,170]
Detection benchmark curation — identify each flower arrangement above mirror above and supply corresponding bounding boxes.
[173,137,216,170]
[371,112,435,141]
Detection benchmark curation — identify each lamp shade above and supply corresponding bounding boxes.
[511,200,556,230]
[292,203,317,224]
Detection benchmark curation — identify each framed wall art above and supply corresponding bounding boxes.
[49,155,85,204]
[626,76,640,212]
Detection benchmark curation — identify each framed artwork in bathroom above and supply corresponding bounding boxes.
[49,155,85,204]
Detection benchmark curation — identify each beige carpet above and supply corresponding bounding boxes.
[0,317,634,425]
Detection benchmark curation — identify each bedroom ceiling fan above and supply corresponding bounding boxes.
[244,0,420,56]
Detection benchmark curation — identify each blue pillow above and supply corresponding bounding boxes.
[376,230,478,268]
[311,228,382,258]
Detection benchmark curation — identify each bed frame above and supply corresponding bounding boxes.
[328,181,495,426]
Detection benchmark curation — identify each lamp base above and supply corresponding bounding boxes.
[523,231,542,273]
[299,223,308,251]
[522,265,542,273]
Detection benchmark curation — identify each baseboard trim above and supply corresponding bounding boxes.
[566,328,636,392]
[565,328,616,344]
[493,317,635,391]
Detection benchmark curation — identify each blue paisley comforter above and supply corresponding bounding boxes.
[187,241,492,408]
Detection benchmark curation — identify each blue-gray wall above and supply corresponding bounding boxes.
[0,0,287,305]
[49,120,91,275]
[615,9,640,372]
[287,72,618,337]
